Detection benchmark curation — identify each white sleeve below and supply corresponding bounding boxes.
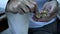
[0,0,8,14]
[57,0,60,7]
[57,0,60,19]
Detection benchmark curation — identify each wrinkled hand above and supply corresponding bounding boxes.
[6,0,37,14]
[38,1,58,22]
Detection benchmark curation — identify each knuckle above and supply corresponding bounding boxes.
[6,5,18,13]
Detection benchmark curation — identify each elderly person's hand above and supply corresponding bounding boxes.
[6,0,37,14]
[37,1,58,22]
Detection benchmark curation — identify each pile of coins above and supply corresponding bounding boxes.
[35,10,48,18]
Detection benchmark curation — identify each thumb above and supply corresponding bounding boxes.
[49,6,56,14]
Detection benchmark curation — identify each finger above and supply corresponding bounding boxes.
[16,6,25,14]
[27,0,36,5]
[47,6,51,12]
[18,2,30,13]
[28,0,37,12]
[23,0,36,12]
[11,2,25,14]
[50,6,56,14]
[10,7,18,14]
[22,1,31,12]
[49,1,58,13]
[10,2,22,14]
[13,6,24,14]
[45,5,51,12]
[41,2,49,10]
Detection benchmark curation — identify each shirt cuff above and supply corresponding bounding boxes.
[0,0,8,14]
